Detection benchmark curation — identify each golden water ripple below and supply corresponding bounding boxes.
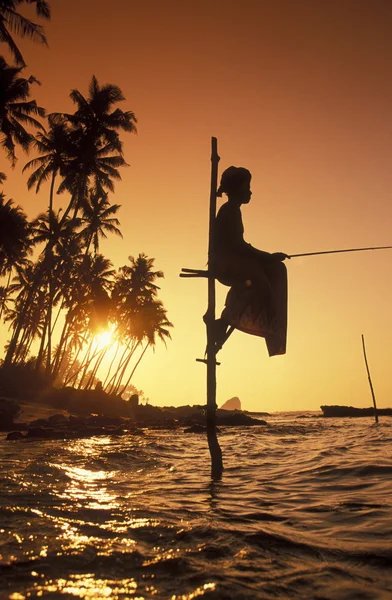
[1,421,392,599]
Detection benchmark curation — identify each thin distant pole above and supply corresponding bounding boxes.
[361,334,379,424]
[290,245,392,258]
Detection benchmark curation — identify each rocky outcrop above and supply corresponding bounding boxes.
[6,413,137,441]
[216,409,266,426]
[184,424,206,434]
[220,396,241,411]
[5,403,268,441]
[321,405,392,417]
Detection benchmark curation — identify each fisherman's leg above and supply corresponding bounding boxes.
[214,257,270,348]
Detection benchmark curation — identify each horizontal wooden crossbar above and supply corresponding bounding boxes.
[196,358,221,366]
[180,267,209,278]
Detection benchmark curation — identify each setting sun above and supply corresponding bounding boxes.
[94,326,115,352]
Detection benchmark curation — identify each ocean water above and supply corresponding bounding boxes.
[0,413,391,600]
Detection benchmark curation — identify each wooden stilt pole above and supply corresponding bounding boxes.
[179,137,223,477]
[206,137,223,477]
[361,334,379,424]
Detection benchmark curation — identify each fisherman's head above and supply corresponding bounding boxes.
[217,166,252,204]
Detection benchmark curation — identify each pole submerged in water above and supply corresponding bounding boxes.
[361,334,379,424]
[206,137,223,478]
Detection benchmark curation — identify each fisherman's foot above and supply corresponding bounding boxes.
[213,318,229,350]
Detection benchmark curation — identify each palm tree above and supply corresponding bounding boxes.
[0,282,12,321]
[4,76,136,367]
[117,299,172,396]
[0,56,45,164]
[78,189,122,255]
[0,192,31,275]
[0,0,51,66]
[49,232,85,376]
[74,253,115,388]
[21,120,82,371]
[50,75,137,216]
[55,75,136,152]
[4,259,45,362]
[23,118,74,215]
[113,253,164,306]
[30,209,81,371]
[30,209,80,249]
[107,254,168,394]
[0,194,30,322]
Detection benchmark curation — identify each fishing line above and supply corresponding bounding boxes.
[289,245,392,258]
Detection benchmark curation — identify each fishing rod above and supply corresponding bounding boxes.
[289,245,392,258]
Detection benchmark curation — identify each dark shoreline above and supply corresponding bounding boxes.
[1,392,268,440]
[321,405,392,418]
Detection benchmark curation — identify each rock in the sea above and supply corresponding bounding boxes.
[6,430,24,440]
[321,405,392,417]
[27,426,55,438]
[29,418,51,428]
[220,396,241,411]
[47,413,69,424]
[184,424,206,434]
[216,410,267,426]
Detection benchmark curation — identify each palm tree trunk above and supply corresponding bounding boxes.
[15,326,30,363]
[4,256,49,366]
[0,270,12,321]
[21,344,30,363]
[35,317,48,370]
[104,344,129,393]
[5,184,79,367]
[85,347,106,389]
[105,340,136,394]
[113,341,141,395]
[64,343,84,387]
[84,233,93,256]
[118,342,149,397]
[51,297,64,337]
[45,261,55,375]
[45,170,56,376]
[51,312,71,376]
[77,337,94,389]
[76,346,104,388]
[102,339,120,388]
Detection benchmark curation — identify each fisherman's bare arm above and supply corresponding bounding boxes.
[247,246,290,262]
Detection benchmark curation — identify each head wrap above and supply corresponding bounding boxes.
[217,166,251,197]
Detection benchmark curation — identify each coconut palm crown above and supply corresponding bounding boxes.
[50,76,137,205]
[0,56,45,164]
[0,192,31,275]
[0,0,51,66]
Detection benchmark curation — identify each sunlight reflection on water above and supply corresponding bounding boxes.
[1,417,392,599]
[55,463,118,509]
[25,575,141,599]
[10,577,217,600]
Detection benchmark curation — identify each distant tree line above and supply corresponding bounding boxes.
[0,1,172,396]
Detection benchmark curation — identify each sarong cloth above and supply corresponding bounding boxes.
[221,261,287,357]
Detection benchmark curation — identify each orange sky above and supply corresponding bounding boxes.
[1,0,392,412]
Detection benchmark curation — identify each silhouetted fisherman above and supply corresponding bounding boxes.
[211,166,289,356]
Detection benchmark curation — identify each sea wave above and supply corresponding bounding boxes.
[1,415,392,599]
